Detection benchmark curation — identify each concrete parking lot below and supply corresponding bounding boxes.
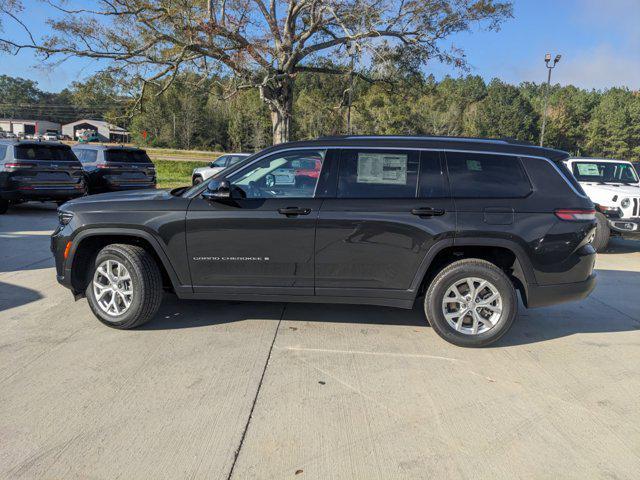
[1,203,639,480]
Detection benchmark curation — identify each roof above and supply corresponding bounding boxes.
[569,157,633,164]
[0,118,60,124]
[267,135,569,161]
[62,119,129,133]
[71,144,144,151]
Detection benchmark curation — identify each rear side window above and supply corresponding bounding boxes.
[446,152,531,198]
[0,144,7,161]
[105,149,151,163]
[15,145,77,162]
[74,149,98,164]
[337,149,419,198]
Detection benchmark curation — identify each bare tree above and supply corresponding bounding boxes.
[0,0,512,144]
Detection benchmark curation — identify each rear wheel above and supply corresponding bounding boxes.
[86,244,163,329]
[425,259,518,347]
[590,212,610,252]
[0,199,8,214]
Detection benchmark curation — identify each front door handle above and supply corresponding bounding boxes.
[411,207,445,217]
[278,207,312,217]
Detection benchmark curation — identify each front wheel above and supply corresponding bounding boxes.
[0,199,8,214]
[192,176,203,185]
[86,244,163,329]
[590,212,610,252]
[425,259,518,347]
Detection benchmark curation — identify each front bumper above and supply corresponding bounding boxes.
[525,273,597,308]
[608,217,640,238]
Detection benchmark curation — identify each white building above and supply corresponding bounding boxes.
[0,119,61,136]
[61,119,130,143]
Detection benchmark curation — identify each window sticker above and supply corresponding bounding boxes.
[466,160,482,171]
[576,163,600,176]
[357,153,408,185]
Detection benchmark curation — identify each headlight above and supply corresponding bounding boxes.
[58,210,74,226]
[621,198,631,209]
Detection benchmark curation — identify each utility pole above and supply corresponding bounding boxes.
[540,53,561,147]
[346,41,356,135]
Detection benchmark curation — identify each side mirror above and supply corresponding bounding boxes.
[202,178,231,200]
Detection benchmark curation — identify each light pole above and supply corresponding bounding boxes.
[540,53,561,147]
[346,41,356,135]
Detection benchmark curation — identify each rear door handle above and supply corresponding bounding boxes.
[278,207,312,217]
[411,207,445,217]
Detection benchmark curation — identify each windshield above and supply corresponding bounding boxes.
[106,149,152,164]
[572,161,639,184]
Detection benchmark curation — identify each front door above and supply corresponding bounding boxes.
[315,149,455,299]
[186,148,329,295]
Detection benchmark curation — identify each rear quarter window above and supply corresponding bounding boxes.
[446,152,532,198]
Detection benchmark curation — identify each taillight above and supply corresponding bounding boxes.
[96,164,110,169]
[555,209,596,221]
[5,162,36,170]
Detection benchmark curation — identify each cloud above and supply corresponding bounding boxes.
[554,45,640,90]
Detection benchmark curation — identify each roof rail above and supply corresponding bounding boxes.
[314,134,538,145]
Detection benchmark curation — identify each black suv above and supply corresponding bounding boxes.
[52,136,597,347]
[0,141,86,213]
[72,145,156,194]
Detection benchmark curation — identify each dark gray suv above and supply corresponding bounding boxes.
[52,136,597,347]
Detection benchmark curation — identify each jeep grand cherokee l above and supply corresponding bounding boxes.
[52,136,597,347]
[72,145,156,194]
[0,141,86,214]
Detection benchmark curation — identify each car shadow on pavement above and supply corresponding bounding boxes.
[0,281,43,313]
[141,270,640,348]
[600,237,640,254]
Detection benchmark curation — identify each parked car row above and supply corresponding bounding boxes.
[0,141,157,214]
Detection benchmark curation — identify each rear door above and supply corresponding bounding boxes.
[315,148,455,299]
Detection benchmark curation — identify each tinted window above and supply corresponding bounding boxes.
[0,144,7,161]
[105,149,151,163]
[338,149,419,198]
[418,151,447,198]
[15,145,77,162]
[74,149,98,164]
[229,149,326,198]
[227,155,247,166]
[571,161,639,184]
[212,156,228,167]
[446,152,531,198]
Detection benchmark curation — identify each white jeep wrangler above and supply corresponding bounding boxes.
[565,158,640,251]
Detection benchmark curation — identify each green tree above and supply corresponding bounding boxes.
[465,79,539,142]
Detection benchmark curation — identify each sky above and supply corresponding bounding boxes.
[0,0,639,92]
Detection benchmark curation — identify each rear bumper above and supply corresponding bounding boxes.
[1,185,86,201]
[524,273,597,308]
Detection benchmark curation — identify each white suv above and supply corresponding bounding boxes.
[192,153,250,185]
[565,158,640,251]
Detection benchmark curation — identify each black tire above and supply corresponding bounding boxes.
[591,212,610,252]
[0,199,8,214]
[192,176,203,185]
[85,243,163,329]
[425,258,518,347]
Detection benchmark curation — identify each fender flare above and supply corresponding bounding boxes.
[408,236,536,297]
[66,227,184,291]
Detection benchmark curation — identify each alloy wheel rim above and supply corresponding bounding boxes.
[441,277,502,335]
[93,259,133,317]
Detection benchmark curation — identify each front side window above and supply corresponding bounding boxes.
[338,149,419,198]
[228,149,326,198]
[211,156,228,168]
[572,161,639,184]
[105,149,151,164]
[446,152,532,198]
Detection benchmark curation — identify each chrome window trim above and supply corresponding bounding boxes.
[195,145,586,200]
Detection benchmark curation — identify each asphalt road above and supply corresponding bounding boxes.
[1,203,639,480]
